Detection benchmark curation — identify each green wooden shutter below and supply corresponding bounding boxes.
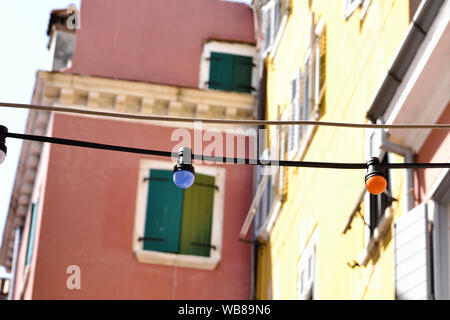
[179,174,215,257]
[232,55,253,93]
[143,169,183,253]
[26,198,39,267]
[209,52,233,91]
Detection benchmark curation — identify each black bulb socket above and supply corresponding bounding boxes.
[173,146,195,175]
[0,125,7,155]
[173,162,195,175]
[365,157,386,182]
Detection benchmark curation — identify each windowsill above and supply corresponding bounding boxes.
[358,208,394,266]
[135,249,220,270]
[205,87,254,95]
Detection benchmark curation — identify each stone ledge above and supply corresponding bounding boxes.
[39,71,256,120]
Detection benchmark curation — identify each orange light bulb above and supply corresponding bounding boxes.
[365,175,387,195]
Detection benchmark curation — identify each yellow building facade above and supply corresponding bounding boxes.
[254,0,419,299]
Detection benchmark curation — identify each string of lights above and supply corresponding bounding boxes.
[3,130,449,170]
[1,126,449,193]
[2,102,450,129]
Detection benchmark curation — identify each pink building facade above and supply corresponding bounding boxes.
[0,0,259,299]
[15,114,255,299]
[416,103,450,202]
[69,0,256,88]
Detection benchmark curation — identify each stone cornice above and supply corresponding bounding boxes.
[39,71,256,119]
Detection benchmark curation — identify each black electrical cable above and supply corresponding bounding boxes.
[4,131,450,170]
[192,154,368,168]
[6,132,175,158]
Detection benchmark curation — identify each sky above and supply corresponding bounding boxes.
[0,0,81,278]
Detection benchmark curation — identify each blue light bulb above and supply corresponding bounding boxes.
[173,147,195,189]
[173,169,195,189]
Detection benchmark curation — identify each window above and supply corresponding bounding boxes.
[288,72,301,160]
[133,160,225,270]
[285,18,326,161]
[208,52,254,93]
[314,20,326,116]
[199,41,256,93]
[286,63,314,160]
[303,70,312,124]
[253,151,276,237]
[261,0,276,53]
[25,197,39,267]
[297,229,317,300]
[366,153,392,238]
[268,125,283,201]
[278,112,289,201]
[362,130,394,246]
[250,140,284,240]
[143,169,214,257]
[261,0,288,56]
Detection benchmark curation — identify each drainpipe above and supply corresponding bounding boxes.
[379,128,415,212]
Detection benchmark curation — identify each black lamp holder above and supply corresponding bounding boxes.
[0,125,7,155]
[173,147,195,175]
[365,157,386,183]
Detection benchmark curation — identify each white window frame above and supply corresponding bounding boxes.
[360,0,372,20]
[198,40,257,94]
[132,159,226,270]
[314,18,325,115]
[255,135,284,242]
[428,169,450,300]
[261,0,276,55]
[278,108,289,195]
[343,0,362,19]
[303,63,312,123]
[288,52,317,161]
[262,0,288,58]
[297,228,318,300]
[288,71,301,160]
